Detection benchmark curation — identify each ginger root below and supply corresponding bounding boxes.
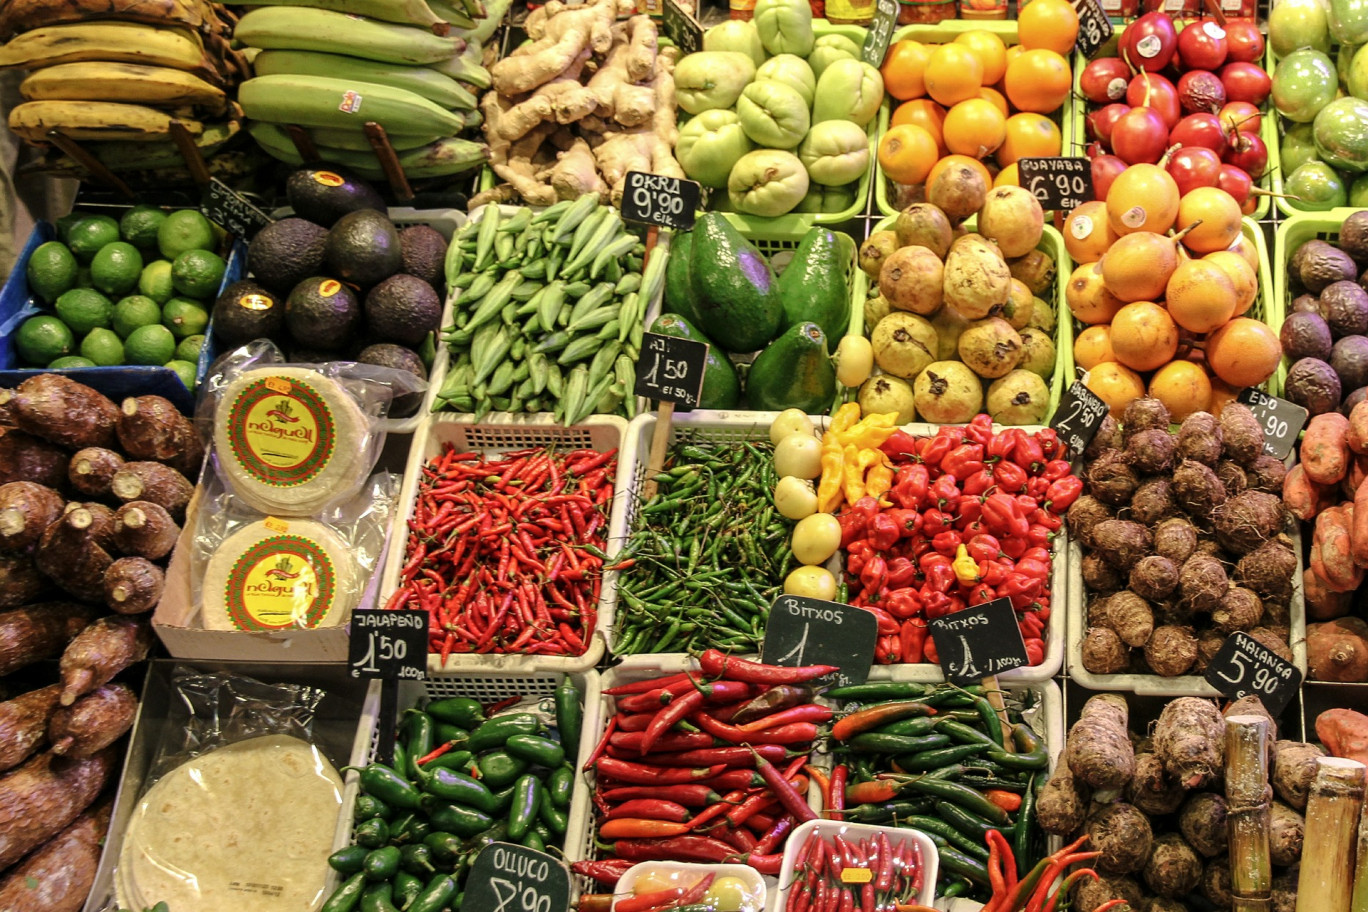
[550,136,607,201]
[491,0,615,95]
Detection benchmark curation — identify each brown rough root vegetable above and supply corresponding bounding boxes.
[34,508,113,603]
[1127,428,1176,475]
[1219,401,1266,466]
[116,395,204,477]
[1302,411,1352,484]
[1124,397,1172,438]
[1234,539,1298,604]
[0,427,67,490]
[48,683,137,758]
[1272,740,1325,810]
[1178,791,1229,857]
[1177,411,1223,466]
[1154,697,1225,788]
[1201,857,1233,909]
[1067,496,1114,549]
[1143,624,1199,676]
[1082,626,1131,674]
[1036,762,1091,835]
[1130,479,1178,526]
[1103,591,1155,647]
[1092,519,1153,570]
[1178,552,1228,613]
[58,615,153,706]
[1085,415,1123,461]
[1082,552,1126,591]
[1248,454,1289,495]
[1153,518,1200,564]
[1142,833,1203,898]
[110,461,193,519]
[0,602,97,677]
[1307,617,1368,681]
[1172,459,1228,518]
[1268,800,1304,866]
[0,796,109,912]
[1248,627,1295,663]
[0,551,48,608]
[1088,451,1139,506]
[8,375,119,451]
[1086,802,1153,874]
[102,557,165,615]
[0,482,65,554]
[1217,459,1249,496]
[0,747,114,868]
[1315,707,1368,766]
[1213,490,1288,555]
[111,501,180,560]
[1129,556,1179,602]
[1212,586,1263,633]
[1126,752,1186,816]
[1066,693,1136,789]
[1350,399,1368,453]
[1194,628,1225,673]
[1144,898,1186,912]
[66,447,123,499]
[1073,874,1145,912]
[0,684,61,774]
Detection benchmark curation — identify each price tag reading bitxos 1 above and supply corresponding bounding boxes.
[348,609,427,681]
[621,171,700,231]
[928,598,1030,685]
[861,0,898,67]
[201,177,274,239]
[1204,631,1302,716]
[661,0,702,56]
[1051,380,1110,461]
[761,596,877,688]
[1018,158,1094,213]
[633,331,709,408]
[1072,0,1114,59]
[464,844,569,912]
[1237,387,1308,461]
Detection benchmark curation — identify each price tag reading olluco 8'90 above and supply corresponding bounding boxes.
[621,171,700,231]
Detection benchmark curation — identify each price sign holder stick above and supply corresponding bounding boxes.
[981,675,1013,750]
[642,400,674,501]
[1202,0,1228,26]
[287,125,323,165]
[168,121,212,189]
[46,130,135,200]
[363,122,415,203]
[377,677,399,768]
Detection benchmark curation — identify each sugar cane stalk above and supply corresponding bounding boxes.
[1296,757,1367,912]
[1227,714,1272,912]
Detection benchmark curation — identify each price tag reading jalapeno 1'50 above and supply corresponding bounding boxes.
[620,171,700,231]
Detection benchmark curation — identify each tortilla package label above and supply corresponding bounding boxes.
[203,519,356,631]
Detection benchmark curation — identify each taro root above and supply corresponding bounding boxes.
[1127,752,1185,816]
[1085,414,1123,461]
[1153,518,1199,564]
[7,375,119,451]
[1037,763,1091,835]
[1176,412,1223,465]
[1247,454,1288,494]
[1123,397,1172,439]
[1272,867,1298,912]
[1320,280,1368,337]
[1216,459,1249,495]
[1202,857,1233,909]
[1082,626,1130,674]
[1249,627,1295,664]
[1156,598,1196,628]
[1268,801,1304,866]
[1172,459,1227,517]
[67,448,123,499]
[1066,694,1136,790]
[1088,451,1140,506]
[1088,593,1116,627]
[1130,478,1177,525]
[1194,629,1225,674]
[0,553,48,609]
[1082,552,1125,591]
[1105,591,1155,647]
[1074,875,1144,912]
[1092,520,1153,570]
[1212,586,1262,633]
[1154,697,1225,788]
[1129,556,1178,601]
[1145,899,1186,912]
[1127,428,1176,475]
[1179,552,1228,613]
[1068,496,1114,548]
[1142,833,1203,898]
[1272,740,1324,810]
[0,482,66,553]
[1179,792,1229,856]
[0,428,67,489]
[1144,625,1199,676]
[1234,539,1298,604]
[1280,310,1334,361]
[1219,402,1266,466]
[1085,803,1153,874]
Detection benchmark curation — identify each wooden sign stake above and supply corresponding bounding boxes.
[168,121,212,188]
[377,677,399,768]
[982,676,1013,750]
[363,122,415,202]
[46,130,135,200]
[287,125,322,164]
[642,401,674,501]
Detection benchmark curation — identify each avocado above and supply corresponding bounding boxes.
[400,225,447,291]
[365,274,442,347]
[648,313,741,410]
[247,217,328,295]
[325,209,403,288]
[776,228,850,350]
[688,213,782,353]
[212,280,284,347]
[663,230,705,327]
[746,321,835,412]
[357,342,427,417]
[286,165,385,228]
[285,276,360,350]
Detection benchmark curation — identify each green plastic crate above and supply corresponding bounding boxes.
[873,19,1079,217]
[846,217,1073,422]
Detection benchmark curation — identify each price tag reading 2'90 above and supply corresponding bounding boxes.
[621,171,700,231]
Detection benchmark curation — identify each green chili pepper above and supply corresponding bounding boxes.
[363,846,402,882]
[538,789,568,836]
[394,870,424,909]
[360,881,400,912]
[421,749,474,773]
[937,846,991,884]
[554,677,582,752]
[876,716,939,737]
[354,817,390,849]
[466,715,540,753]
[522,830,546,851]
[937,800,1014,842]
[894,743,992,771]
[422,768,499,813]
[897,776,1010,824]
[328,845,369,874]
[347,763,423,810]
[403,710,436,780]
[504,734,565,768]
[546,764,574,808]
[487,783,518,815]
[353,794,392,821]
[400,843,437,875]
[986,724,1050,771]
[427,801,495,838]
[409,875,458,912]
[1015,772,1039,879]
[426,697,486,729]
[321,873,367,912]
[476,749,529,789]
[433,724,469,745]
[422,831,464,864]
[507,774,543,840]
[824,682,932,700]
[848,732,952,754]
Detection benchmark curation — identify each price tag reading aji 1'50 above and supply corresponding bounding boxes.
[621,171,700,231]
[633,331,709,408]
[348,609,427,680]
[464,843,570,912]
[761,595,877,688]
[1204,631,1302,716]
[928,598,1030,686]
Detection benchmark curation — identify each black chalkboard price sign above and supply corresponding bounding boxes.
[1072,0,1114,59]
[201,178,274,239]
[464,843,570,912]
[1237,387,1308,461]
[927,598,1030,685]
[861,0,898,67]
[1019,158,1094,213]
[1204,631,1302,716]
[633,332,709,407]
[348,609,427,681]
[1051,380,1110,460]
[621,171,700,231]
[661,0,702,56]
[762,595,877,688]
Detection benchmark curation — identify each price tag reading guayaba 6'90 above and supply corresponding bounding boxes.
[1051,380,1110,460]
[621,171,700,231]
[348,609,427,680]
[1072,0,1114,59]
[633,331,709,408]
[1203,631,1302,716]
[465,844,570,912]
[861,0,898,67]
[1018,158,1094,213]
[1237,387,1308,461]
[927,598,1030,685]
[761,596,877,688]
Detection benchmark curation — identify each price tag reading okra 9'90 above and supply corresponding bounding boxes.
[348,609,427,680]
[927,598,1030,685]
[1237,387,1308,461]
[1051,380,1110,461]
[1018,158,1094,213]
[464,843,570,912]
[621,171,700,231]
[633,332,709,408]
[1204,632,1302,716]
[762,596,877,688]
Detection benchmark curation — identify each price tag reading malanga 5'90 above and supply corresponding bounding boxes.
[762,596,877,688]
[928,598,1030,685]
[1051,380,1110,460]
[633,331,708,408]
[1204,631,1303,716]
[621,171,700,231]
[1018,158,1094,213]
[1237,387,1309,461]
[464,844,569,912]
[348,609,427,680]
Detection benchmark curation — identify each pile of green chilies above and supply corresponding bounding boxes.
[612,439,795,655]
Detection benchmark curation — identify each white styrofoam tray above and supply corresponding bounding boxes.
[775,820,940,912]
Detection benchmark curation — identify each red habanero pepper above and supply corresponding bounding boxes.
[1045,476,1084,513]
[919,435,954,470]
[988,429,1019,461]
[1027,524,1054,548]
[886,557,918,588]
[1016,558,1051,581]
[891,464,930,510]
[886,588,922,619]
[859,555,889,593]
[967,414,994,447]
[1025,639,1045,665]
[922,589,953,620]
[968,583,997,604]
[1030,508,1063,533]
[967,534,1002,563]
[993,459,1028,494]
[1001,536,1027,559]
[900,618,927,662]
[1021,612,1046,639]
[838,511,867,549]
[962,468,995,497]
[932,530,962,556]
[1021,546,1050,563]
[880,430,920,460]
[920,554,955,593]
[980,559,1010,588]
[1014,493,1039,516]
[921,507,955,532]
[984,493,1030,538]
[941,444,985,480]
[931,474,961,511]
[884,508,922,538]
[1000,576,1043,600]
[846,541,873,576]
[1041,459,1073,482]
[868,513,900,551]
[1012,434,1044,473]
[865,605,899,636]
[1026,476,1050,500]
[1035,428,1062,459]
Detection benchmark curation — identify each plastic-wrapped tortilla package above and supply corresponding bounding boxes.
[114,670,343,912]
[190,471,397,632]
[198,341,423,517]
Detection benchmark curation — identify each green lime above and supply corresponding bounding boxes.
[66,216,121,263]
[176,334,205,362]
[157,209,215,260]
[54,288,113,334]
[15,315,74,365]
[125,323,176,365]
[25,241,78,304]
[48,355,96,369]
[162,297,209,339]
[120,205,167,249]
[138,260,174,304]
[54,212,84,244]
[75,266,92,288]
[165,359,198,391]
[90,241,144,296]
[79,327,125,366]
[113,295,162,339]
[171,248,226,298]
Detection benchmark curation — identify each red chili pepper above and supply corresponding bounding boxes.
[604,799,692,823]
[756,814,797,854]
[966,414,994,447]
[987,790,1023,813]
[600,818,692,839]
[611,836,736,863]
[738,704,832,731]
[614,873,715,912]
[630,744,791,767]
[900,618,927,662]
[698,650,838,684]
[868,513,901,551]
[1041,459,1073,482]
[931,474,962,511]
[596,758,726,784]
[886,588,922,620]
[932,530,962,556]
[880,430,920,460]
[993,459,1028,493]
[920,435,954,470]
[859,555,888,593]
[827,764,847,821]
[571,859,635,886]
[692,713,819,745]
[610,731,716,752]
[739,852,784,875]
[639,689,705,755]
[885,556,918,589]
[749,747,819,823]
[1045,476,1083,513]
[962,468,996,497]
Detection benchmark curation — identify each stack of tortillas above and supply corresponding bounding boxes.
[202,518,358,631]
[214,367,370,516]
[118,735,343,912]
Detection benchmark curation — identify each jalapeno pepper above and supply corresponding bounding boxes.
[353,794,392,821]
[347,763,423,810]
[423,767,499,812]
[477,749,530,789]
[360,882,399,912]
[321,873,367,912]
[505,733,565,768]
[354,817,390,849]
[426,696,486,728]
[393,870,424,909]
[539,789,569,835]
[400,843,437,875]
[547,764,575,808]
[403,710,435,780]
[422,831,464,864]
[363,846,402,882]
[554,677,583,751]
[507,774,543,840]
[329,845,369,874]
[410,875,458,912]
[466,714,540,753]
[427,801,495,838]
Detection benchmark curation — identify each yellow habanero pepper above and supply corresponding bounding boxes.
[953,544,980,586]
[817,443,845,513]
[842,444,866,505]
[864,456,894,504]
[836,411,899,450]
[830,403,861,439]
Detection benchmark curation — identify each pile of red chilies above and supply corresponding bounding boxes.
[784,829,924,912]
[383,444,617,659]
[572,651,836,890]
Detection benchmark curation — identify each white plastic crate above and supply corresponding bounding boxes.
[377,413,628,674]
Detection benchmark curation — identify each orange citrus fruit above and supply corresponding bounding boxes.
[1018,0,1080,55]
[891,99,949,155]
[1004,48,1072,114]
[997,112,1062,165]
[955,30,1009,85]
[882,40,933,101]
[925,44,984,107]
[977,86,1010,116]
[994,163,1021,187]
[943,98,1008,158]
[879,124,941,185]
